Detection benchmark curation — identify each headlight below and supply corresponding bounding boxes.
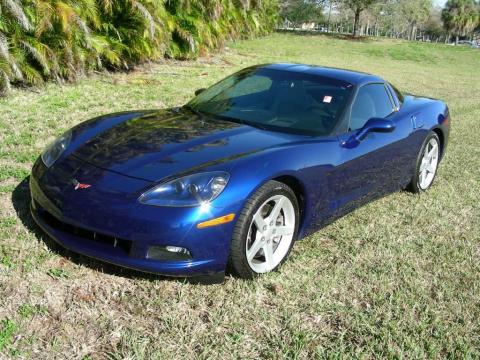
[139,171,230,207]
[41,130,72,167]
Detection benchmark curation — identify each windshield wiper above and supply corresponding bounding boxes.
[183,104,204,117]
[212,114,267,130]
[183,106,267,131]
[239,119,267,130]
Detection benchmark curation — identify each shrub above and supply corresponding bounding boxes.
[0,0,278,94]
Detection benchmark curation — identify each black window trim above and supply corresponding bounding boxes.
[385,82,401,111]
[388,83,404,107]
[384,84,398,112]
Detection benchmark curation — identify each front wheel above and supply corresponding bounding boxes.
[408,131,440,193]
[228,181,299,279]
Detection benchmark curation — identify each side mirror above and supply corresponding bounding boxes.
[195,88,206,96]
[355,117,395,141]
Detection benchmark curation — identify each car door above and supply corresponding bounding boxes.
[328,82,408,215]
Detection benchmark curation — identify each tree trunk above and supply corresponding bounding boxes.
[455,35,459,44]
[353,9,361,37]
[326,2,332,33]
[409,23,417,41]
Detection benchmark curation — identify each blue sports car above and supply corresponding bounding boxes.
[30,63,450,280]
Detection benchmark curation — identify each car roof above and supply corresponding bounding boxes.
[258,63,384,86]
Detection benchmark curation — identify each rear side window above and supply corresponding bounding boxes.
[349,83,394,130]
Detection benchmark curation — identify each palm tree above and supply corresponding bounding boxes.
[442,0,480,44]
[0,0,278,95]
[0,0,34,94]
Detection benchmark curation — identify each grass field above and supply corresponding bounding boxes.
[0,32,479,358]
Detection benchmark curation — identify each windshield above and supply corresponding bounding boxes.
[187,67,354,136]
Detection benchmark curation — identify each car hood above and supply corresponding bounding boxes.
[70,108,297,182]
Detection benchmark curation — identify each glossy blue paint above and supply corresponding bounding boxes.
[30,64,450,277]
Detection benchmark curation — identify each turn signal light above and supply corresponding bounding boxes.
[197,213,235,229]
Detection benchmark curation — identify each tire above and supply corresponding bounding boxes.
[408,131,441,193]
[228,180,300,279]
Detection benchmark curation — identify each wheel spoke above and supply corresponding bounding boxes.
[427,144,438,158]
[247,235,263,261]
[263,242,274,268]
[275,225,294,237]
[419,170,426,186]
[253,212,266,233]
[426,163,435,173]
[269,197,285,223]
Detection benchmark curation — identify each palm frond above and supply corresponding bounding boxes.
[0,31,10,60]
[1,0,32,31]
[19,38,50,74]
[0,69,11,95]
[131,1,156,38]
[0,0,278,93]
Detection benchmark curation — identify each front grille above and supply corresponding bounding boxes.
[37,205,132,255]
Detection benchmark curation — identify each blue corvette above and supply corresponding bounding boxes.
[30,63,450,280]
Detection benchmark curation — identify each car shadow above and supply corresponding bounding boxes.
[11,177,223,285]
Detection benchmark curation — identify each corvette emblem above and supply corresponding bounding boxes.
[73,179,91,190]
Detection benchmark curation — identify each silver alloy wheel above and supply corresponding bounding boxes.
[419,137,439,190]
[246,194,296,273]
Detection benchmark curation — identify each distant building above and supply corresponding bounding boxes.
[301,22,316,30]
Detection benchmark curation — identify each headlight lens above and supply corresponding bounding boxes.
[139,171,230,207]
[41,130,72,167]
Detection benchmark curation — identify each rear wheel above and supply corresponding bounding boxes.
[408,132,440,193]
[228,181,299,279]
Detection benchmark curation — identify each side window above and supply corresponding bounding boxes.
[349,83,394,130]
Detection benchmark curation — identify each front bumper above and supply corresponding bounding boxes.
[30,159,240,277]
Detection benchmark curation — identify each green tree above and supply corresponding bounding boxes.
[423,7,446,41]
[340,0,379,36]
[400,0,432,40]
[442,0,480,43]
[280,0,325,27]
